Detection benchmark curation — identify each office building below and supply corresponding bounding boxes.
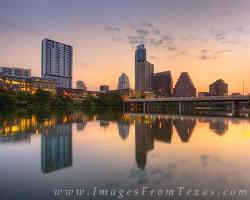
[57,88,87,102]
[42,38,73,88]
[173,72,196,97]
[0,76,56,94]
[209,79,228,96]
[76,80,87,91]
[100,85,109,93]
[117,73,130,90]
[0,66,31,78]
[30,77,57,95]
[135,45,154,93]
[198,92,210,97]
[154,71,173,97]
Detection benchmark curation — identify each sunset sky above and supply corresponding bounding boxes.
[0,0,250,93]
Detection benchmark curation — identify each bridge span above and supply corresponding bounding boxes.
[124,95,250,113]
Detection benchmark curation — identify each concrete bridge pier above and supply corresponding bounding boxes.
[232,100,240,110]
[178,102,182,114]
[142,102,146,113]
[232,100,241,117]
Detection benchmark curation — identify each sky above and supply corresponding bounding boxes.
[0,0,250,93]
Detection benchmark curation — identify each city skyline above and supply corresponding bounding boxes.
[1,0,250,93]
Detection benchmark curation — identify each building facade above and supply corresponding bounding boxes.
[0,66,31,78]
[0,76,30,92]
[57,88,87,102]
[154,71,173,97]
[42,38,73,88]
[209,79,228,96]
[30,77,57,95]
[76,81,87,91]
[0,76,56,94]
[100,85,109,93]
[135,45,154,93]
[173,72,196,97]
[117,73,130,90]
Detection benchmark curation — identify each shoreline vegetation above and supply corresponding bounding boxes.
[0,89,123,108]
[1,89,249,113]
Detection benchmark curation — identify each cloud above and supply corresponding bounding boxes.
[0,19,28,31]
[0,19,39,33]
[127,21,177,51]
[199,48,232,60]
[140,21,154,29]
[199,49,218,60]
[212,30,227,41]
[168,45,177,51]
[127,35,146,46]
[136,29,149,37]
[234,25,250,34]
[110,36,123,42]
[103,25,120,32]
[180,51,188,55]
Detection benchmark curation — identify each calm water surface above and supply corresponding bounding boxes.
[0,109,250,200]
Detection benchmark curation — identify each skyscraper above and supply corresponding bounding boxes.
[209,79,228,96]
[117,73,130,90]
[154,71,173,97]
[42,39,73,88]
[174,72,196,97]
[135,45,154,93]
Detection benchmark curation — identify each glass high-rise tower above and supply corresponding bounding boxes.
[135,44,154,92]
[42,39,73,88]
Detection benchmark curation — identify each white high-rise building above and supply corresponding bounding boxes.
[42,38,73,88]
[76,80,87,91]
[117,73,130,90]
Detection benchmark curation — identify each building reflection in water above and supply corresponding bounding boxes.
[153,118,173,143]
[0,116,56,144]
[135,119,154,170]
[118,121,130,140]
[174,118,196,142]
[209,118,228,136]
[100,120,109,128]
[132,114,197,169]
[41,123,73,173]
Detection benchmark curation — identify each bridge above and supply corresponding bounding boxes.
[124,95,250,113]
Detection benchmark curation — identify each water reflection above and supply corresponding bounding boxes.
[135,118,154,170]
[209,118,228,135]
[41,123,72,173]
[0,109,250,173]
[174,118,196,142]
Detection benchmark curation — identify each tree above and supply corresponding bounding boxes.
[34,89,53,106]
[16,92,33,105]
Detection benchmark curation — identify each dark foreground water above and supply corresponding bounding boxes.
[0,108,250,200]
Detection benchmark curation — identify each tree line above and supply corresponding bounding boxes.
[0,89,123,108]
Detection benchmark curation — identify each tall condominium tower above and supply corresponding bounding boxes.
[174,72,196,97]
[135,44,154,92]
[42,39,73,88]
